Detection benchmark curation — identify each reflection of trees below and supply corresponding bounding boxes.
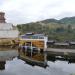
[0,61,6,70]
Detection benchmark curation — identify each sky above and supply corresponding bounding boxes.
[0,0,75,24]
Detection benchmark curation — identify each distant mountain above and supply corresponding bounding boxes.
[40,16,75,25]
[59,17,75,25]
[40,19,59,24]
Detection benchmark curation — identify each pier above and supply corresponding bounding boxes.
[46,48,75,61]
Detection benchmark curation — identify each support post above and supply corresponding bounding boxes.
[44,48,47,64]
[38,48,40,54]
[25,42,27,56]
[31,42,33,58]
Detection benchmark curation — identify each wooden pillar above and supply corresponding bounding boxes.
[38,48,40,54]
[44,51,47,64]
[31,42,33,58]
[25,42,27,56]
[44,38,47,63]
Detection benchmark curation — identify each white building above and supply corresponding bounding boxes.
[0,23,19,39]
[0,12,19,39]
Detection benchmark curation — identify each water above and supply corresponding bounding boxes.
[0,58,74,75]
[0,48,75,75]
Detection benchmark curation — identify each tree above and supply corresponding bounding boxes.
[67,25,72,33]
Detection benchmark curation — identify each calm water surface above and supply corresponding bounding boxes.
[0,48,75,75]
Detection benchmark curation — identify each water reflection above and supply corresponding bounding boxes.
[3,58,75,75]
[47,54,75,64]
[0,47,18,70]
[0,47,75,75]
[18,46,47,68]
[18,46,75,68]
[0,61,6,70]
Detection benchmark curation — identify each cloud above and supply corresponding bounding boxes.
[0,0,75,24]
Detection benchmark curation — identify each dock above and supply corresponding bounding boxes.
[46,48,75,58]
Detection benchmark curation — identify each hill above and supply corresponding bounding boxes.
[17,16,75,41]
[38,16,75,26]
[59,17,75,25]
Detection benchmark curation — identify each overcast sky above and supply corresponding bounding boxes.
[0,0,75,24]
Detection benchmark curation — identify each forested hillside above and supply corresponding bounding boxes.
[17,16,75,41]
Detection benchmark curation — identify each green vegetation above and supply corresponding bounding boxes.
[17,16,75,42]
[70,74,75,75]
